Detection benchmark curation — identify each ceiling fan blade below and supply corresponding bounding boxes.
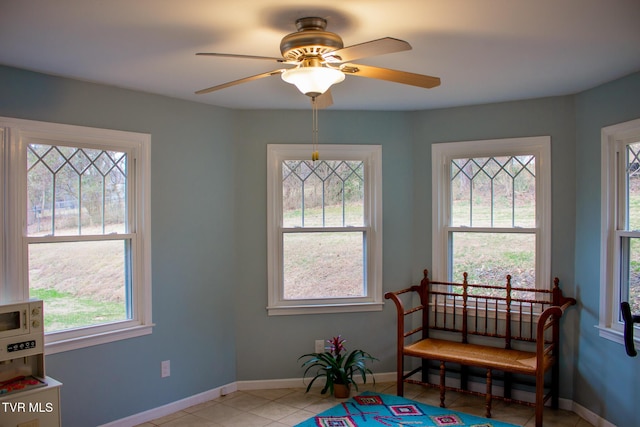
[196,52,287,63]
[341,63,441,89]
[323,37,411,63]
[195,69,286,95]
[311,90,334,109]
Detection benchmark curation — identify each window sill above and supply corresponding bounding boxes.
[596,324,640,348]
[45,324,154,355]
[267,302,384,316]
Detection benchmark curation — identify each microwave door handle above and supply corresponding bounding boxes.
[23,309,27,329]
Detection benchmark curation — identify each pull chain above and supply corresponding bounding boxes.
[311,96,319,161]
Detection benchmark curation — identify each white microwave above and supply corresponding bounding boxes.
[0,300,43,340]
[0,300,44,362]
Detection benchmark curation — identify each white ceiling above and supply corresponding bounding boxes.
[1,0,639,111]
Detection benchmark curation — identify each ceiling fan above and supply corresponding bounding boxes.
[195,17,441,103]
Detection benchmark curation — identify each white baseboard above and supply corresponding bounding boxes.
[97,383,236,427]
[571,401,617,427]
[100,372,615,427]
[236,371,397,391]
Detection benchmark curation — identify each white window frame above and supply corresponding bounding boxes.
[0,117,152,354]
[266,144,382,316]
[599,117,640,347]
[431,136,552,289]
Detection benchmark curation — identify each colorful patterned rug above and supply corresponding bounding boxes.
[294,392,521,427]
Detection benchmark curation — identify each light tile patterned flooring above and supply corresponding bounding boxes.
[135,382,595,427]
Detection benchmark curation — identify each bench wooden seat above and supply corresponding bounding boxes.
[404,339,541,374]
[384,269,575,427]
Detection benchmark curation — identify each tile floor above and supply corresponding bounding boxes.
[135,382,594,427]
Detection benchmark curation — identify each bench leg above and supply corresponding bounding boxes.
[485,369,493,419]
[439,361,446,408]
[535,369,544,427]
[396,354,404,396]
[552,354,560,409]
[504,371,512,399]
[460,365,468,390]
[422,358,429,384]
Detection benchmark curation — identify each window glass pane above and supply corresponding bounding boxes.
[283,232,364,299]
[282,160,363,228]
[621,237,640,315]
[626,142,640,231]
[28,240,131,332]
[451,156,535,228]
[27,144,127,236]
[451,232,535,289]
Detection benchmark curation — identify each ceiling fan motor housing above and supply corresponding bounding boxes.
[280,17,344,62]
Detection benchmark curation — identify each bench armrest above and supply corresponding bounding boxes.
[535,297,575,367]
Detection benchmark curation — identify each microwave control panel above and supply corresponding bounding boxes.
[28,300,43,331]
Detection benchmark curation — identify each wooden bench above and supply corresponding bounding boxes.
[384,270,576,427]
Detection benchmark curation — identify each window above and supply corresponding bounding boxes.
[600,117,640,346]
[267,144,382,315]
[0,117,152,353]
[431,136,551,291]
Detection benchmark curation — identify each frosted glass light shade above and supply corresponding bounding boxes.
[281,67,345,97]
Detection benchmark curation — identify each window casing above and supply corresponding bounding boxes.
[267,144,382,315]
[431,136,551,291]
[600,117,640,347]
[0,117,152,354]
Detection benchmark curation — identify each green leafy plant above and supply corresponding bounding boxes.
[298,336,377,395]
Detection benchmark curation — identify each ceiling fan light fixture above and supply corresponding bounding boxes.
[195,16,441,99]
[281,66,345,97]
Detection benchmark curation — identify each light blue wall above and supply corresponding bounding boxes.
[233,110,416,381]
[0,66,238,426]
[1,64,639,426]
[573,72,640,425]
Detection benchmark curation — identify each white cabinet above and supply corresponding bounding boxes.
[0,377,61,427]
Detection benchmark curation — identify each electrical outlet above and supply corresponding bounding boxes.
[161,360,170,378]
[315,339,325,353]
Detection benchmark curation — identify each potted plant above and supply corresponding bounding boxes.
[299,335,377,398]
